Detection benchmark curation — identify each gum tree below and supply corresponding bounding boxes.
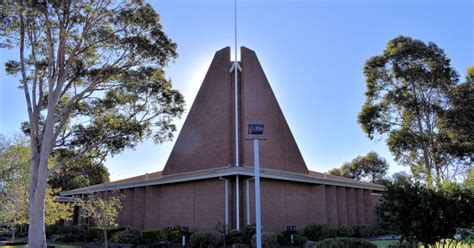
[78,193,123,248]
[358,36,460,187]
[0,1,184,246]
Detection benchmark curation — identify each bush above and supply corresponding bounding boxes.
[277,230,308,246]
[143,229,168,244]
[378,178,474,246]
[111,228,143,245]
[226,229,243,245]
[162,226,185,244]
[304,224,336,242]
[45,224,87,243]
[241,224,256,245]
[86,226,125,242]
[190,232,217,248]
[313,237,376,248]
[251,232,279,248]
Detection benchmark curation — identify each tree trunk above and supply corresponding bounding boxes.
[104,228,108,248]
[27,157,49,248]
[11,225,15,240]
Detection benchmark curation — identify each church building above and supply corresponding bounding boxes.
[61,47,384,232]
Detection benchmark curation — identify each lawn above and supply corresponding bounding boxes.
[370,239,472,248]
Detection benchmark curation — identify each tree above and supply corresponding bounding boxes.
[378,177,473,247]
[440,66,474,167]
[358,36,461,187]
[328,152,389,183]
[0,1,184,246]
[0,135,73,239]
[49,157,110,191]
[78,193,123,248]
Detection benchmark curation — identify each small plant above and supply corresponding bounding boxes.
[78,193,123,248]
[190,231,217,248]
[110,228,143,245]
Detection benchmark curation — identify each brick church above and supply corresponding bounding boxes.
[61,47,384,232]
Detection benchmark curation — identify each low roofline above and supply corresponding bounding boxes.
[61,165,384,196]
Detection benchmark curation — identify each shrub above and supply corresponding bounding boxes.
[251,232,279,248]
[162,226,185,244]
[304,224,336,242]
[190,232,217,248]
[111,228,143,245]
[378,178,474,246]
[241,224,256,245]
[335,226,355,238]
[86,226,125,242]
[226,229,243,245]
[143,228,168,244]
[313,237,376,248]
[277,230,308,246]
[45,224,87,243]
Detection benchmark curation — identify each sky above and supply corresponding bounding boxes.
[0,0,472,181]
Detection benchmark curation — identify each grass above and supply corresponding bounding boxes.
[370,239,472,248]
[370,239,399,248]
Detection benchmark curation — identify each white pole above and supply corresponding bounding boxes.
[233,0,241,232]
[225,178,229,231]
[246,178,250,225]
[236,175,240,230]
[234,0,239,168]
[254,139,262,248]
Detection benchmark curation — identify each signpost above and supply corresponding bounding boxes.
[248,124,264,248]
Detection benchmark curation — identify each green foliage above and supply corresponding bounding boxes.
[328,152,389,183]
[86,226,125,242]
[440,76,473,166]
[359,36,464,187]
[303,224,385,242]
[313,237,377,248]
[189,231,218,248]
[240,224,257,245]
[48,157,110,191]
[0,137,73,233]
[251,232,279,248]
[1,0,185,244]
[377,177,474,246]
[455,228,474,245]
[110,228,144,245]
[304,224,336,242]
[161,226,186,244]
[79,193,123,247]
[277,230,308,246]
[46,224,87,243]
[142,229,168,244]
[226,229,243,244]
[466,66,474,81]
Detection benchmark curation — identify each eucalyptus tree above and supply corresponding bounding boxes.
[328,151,389,183]
[0,1,184,246]
[358,36,461,187]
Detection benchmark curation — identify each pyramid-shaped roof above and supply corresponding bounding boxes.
[163,47,308,175]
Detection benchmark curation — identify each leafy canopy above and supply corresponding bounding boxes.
[0,0,185,176]
[378,176,473,247]
[328,151,389,183]
[359,36,465,187]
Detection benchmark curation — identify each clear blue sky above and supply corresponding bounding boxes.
[0,0,472,181]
